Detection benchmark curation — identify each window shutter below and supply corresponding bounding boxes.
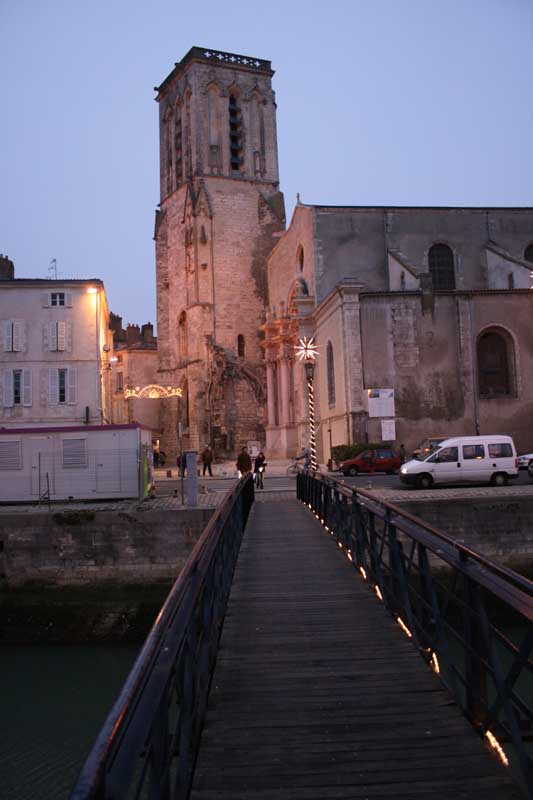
[22,369,32,406]
[67,367,77,404]
[41,292,50,308]
[66,322,73,352]
[0,440,22,470]
[65,292,73,308]
[3,370,14,407]
[49,321,58,351]
[62,438,87,467]
[48,368,59,404]
[3,321,13,352]
[57,321,67,351]
[13,321,24,352]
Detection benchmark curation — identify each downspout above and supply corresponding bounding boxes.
[467,295,480,434]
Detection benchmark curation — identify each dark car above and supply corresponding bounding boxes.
[338,449,402,476]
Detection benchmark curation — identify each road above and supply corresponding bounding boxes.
[154,469,533,497]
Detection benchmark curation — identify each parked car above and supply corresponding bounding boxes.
[516,452,533,470]
[400,435,518,489]
[338,449,402,476]
[412,436,452,460]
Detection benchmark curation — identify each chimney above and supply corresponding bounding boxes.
[0,255,14,280]
[126,324,141,344]
[141,322,154,342]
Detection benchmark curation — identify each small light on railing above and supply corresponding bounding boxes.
[396,617,413,638]
[430,652,440,675]
[346,551,353,562]
[359,567,367,580]
[337,541,343,549]
[485,731,509,767]
[374,585,383,601]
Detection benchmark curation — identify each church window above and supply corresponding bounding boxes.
[165,113,173,196]
[477,329,514,398]
[428,244,455,290]
[229,94,243,173]
[178,312,188,362]
[297,246,304,272]
[237,334,245,358]
[327,341,336,406]
[524,243,533,263]
[174,107,183,185]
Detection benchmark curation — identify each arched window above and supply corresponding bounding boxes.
[237,334,245,358]
[327,341,335,406]
[428,244,455,290]
[229,94,243,173]
[174,105,183,185]
[297,246,304,272]
[524,243,533,263]
[178,311,188,362]
[477,329,514,398]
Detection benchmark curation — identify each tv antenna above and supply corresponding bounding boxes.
[48,258,58,279]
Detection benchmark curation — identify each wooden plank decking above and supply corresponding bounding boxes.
[190,499,521,799]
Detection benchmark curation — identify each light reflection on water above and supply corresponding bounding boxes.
[0,643,138,800]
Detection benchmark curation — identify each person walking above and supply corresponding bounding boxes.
[201,445,213,477]
[177,452,187,477]
[236,446,252,477]
[254,451,266,489]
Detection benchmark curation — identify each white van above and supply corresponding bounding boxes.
[399,435,518,489]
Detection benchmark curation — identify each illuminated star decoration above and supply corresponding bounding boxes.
[124,385,183,400]
[295,337,318,361]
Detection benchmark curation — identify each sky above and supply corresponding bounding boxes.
[1,0,532,329]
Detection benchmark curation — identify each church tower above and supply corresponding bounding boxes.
[154,47,285,457]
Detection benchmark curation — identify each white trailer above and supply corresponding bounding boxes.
[0,423,153,502]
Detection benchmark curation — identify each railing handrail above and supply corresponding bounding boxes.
[70,474,254,799]
[315,472,533,613]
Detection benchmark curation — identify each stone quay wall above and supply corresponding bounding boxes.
[0,507,213,588]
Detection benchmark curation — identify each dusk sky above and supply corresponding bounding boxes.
[1,0,532,329]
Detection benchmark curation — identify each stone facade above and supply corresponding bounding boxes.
[154,48,285,458]
[265,204,533,459]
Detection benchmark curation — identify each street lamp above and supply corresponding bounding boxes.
[295,337,318,471]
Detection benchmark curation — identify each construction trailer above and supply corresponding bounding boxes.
[0,423,153,502]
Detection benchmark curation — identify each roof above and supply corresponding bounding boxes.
[155,46,273,98]
[0,278,104,287]
[0,423,149,435]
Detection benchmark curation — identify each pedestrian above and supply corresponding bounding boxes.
[236,446,252,477]
[254,451,266,489]
[399,443,406,463]
[177,452,187,477]
[201,444,214,477]
[303,446,311,471]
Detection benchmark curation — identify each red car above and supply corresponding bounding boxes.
[338,449,402,476]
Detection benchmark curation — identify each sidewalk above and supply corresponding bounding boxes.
[154,459,329,480]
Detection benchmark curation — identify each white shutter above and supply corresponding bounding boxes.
[57,321,67,351]
[67,367,77,404]
[66,321,73,352]
[48,368,59,405]
[3,321,13,352]
[22,369,32,406]
[49,321,58,352]
[65,292,73,307]
[13,321,24,352]
[41,292,50,308]
[3,370,14,407]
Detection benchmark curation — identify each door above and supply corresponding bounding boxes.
[425,445,461,484]
[30,436,55,497]
[461,443,486,483]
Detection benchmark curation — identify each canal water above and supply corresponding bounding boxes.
[0,643,139,800]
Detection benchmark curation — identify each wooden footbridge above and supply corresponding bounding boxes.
[71,473,533,799]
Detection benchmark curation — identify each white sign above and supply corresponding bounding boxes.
[247,440,261,458]
[381,419,396,441]
[368,388,395,418]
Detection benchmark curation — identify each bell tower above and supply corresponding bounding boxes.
[154,47,285,457]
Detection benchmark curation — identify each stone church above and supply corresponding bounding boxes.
[154,47,533,460]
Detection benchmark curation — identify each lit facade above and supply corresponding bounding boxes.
[0,274,114,427]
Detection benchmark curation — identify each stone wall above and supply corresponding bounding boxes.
[0,507,213,587]
[394,495,533,572]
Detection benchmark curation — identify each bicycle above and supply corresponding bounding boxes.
[286,459,301,476]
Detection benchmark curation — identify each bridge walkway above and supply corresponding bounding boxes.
[190,498,519,799]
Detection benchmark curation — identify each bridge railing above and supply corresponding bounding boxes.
[70,474,254,800]
[298,470,533,797]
